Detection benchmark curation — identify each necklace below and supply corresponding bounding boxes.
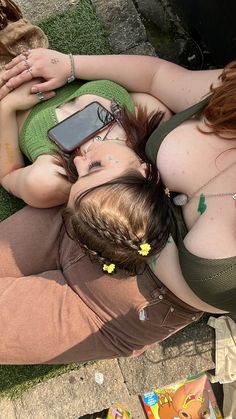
[173,161,236,213]
[83,127,126,154]
[83,100,125,154]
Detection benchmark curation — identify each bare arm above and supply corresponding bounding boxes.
[74,54,222,112]
[1,158,71,208]
[0,81,61,208]
[1,49,222,112]
[0,107,52,208]
[0,104,24,181]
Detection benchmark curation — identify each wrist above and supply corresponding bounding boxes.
[0,98,16,115]
[67,54,76,83]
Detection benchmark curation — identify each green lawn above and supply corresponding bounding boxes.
[0,0,110,398]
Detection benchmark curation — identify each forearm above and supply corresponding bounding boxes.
[73,54,221,111]
[0,105,24,182]
[74,54,159,94]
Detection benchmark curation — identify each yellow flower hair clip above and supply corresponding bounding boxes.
[103,263,116,274]
[138,243,151,256]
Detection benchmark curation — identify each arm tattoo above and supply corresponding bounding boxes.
[51,58,59,64]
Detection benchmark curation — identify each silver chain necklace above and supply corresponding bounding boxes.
[83,100,125,154]
[173,161,236,208]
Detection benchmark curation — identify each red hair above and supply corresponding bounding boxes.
[203,60,236,138]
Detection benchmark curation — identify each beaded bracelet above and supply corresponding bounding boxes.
[67,53,76,83]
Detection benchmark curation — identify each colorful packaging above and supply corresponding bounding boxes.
[140,373,222,419]
[106,404,130,418]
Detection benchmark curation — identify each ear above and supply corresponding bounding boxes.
[138,162,149,177]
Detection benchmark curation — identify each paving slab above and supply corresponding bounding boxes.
[0,399,16,419]
[10,360,144,419]
[15,0,76,22]
[91,0,147,53]
[119,321,215,394]
[124,41,157,56]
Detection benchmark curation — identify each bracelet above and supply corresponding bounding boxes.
[67,53,76,83]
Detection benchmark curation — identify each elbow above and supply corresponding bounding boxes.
[0,164,24,184]
[1,163,70,208]
[23,173,69,208]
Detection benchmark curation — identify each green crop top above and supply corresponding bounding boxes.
[19,80,135,162]
[145,98,236,313]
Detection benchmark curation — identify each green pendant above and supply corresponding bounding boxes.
[197,193,207,214]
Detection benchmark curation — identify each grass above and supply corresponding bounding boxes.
[0,0,110,398]
[0,364,87,399]
[38,0,111,55]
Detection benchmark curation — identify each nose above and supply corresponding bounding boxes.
[73,155,89,177]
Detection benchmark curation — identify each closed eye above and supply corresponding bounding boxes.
[88,160,102,171]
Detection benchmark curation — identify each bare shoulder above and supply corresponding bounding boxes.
[152,61,222,113]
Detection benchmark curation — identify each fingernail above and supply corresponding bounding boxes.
[31,87,37,93]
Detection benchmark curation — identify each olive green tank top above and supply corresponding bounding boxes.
[145,98,236,313]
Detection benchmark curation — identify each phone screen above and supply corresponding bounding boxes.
[48,101,115,153]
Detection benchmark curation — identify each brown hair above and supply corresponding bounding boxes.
[62,105,171,274]
[202,60,236,138]
[54,105,164,183]
[63,168,170,274]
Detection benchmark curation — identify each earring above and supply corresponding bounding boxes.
[164,187,170,197]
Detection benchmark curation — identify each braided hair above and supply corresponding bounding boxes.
[63,167,170,274]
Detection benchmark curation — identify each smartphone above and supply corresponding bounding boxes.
[47,101,115,153]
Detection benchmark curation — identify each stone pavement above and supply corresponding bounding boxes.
[1,0,225,417]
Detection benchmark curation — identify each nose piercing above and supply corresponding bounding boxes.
[93,136,102,142]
